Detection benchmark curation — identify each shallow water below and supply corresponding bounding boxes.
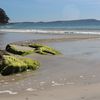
[47,39,100,60]
[0,32,60,49]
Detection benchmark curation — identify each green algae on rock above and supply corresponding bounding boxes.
[6,44,34,56]
[29,43,61,55]
[20,57,40,70]
[0,55,40,76]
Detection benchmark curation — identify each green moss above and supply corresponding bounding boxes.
[0,55,40,76]
[20,57,40,70]
[29,43,61,55]
[6,44,34,56]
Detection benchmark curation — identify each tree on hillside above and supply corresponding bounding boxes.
[0,8,9,23]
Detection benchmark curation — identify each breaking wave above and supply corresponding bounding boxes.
[0,29,100,35]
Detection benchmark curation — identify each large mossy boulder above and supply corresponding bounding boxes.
[29,43,61,55]
[6,44,34,56]
[0,55,40,76]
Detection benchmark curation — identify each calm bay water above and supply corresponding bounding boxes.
[1,20,100,34]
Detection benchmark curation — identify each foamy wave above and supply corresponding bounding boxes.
[0,29,65,34]
[0,90,18,94]
[0,29,100,34]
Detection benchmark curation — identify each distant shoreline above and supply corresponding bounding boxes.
[8,19,100,24]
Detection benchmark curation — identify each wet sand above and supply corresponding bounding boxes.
[1,54,100,100]
[1,33,100,100]
[2,83,100,100]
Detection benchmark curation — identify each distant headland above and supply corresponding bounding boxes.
[10,19,100,25]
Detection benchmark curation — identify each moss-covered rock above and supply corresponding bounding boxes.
[29,43,61,55]
[6,44,34,56]
[20,57,40,70]
[0,55,40,76]
[29,43,44,49]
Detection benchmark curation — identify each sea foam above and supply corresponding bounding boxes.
[0,29,100,35]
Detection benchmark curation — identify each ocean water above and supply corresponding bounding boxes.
[0,20,100,34]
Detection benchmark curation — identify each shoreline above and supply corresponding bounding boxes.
[11,34,100,46]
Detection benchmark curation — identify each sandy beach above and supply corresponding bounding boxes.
[0,33,100,100]
[1,83,100,100]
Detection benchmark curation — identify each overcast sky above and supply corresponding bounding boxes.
[0,0,100,22]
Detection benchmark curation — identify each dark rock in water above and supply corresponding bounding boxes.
[0,55,40,76]
[6,43,61,56]
[29,43,61,55]
[0,43,61,76]
[6,44,34,56]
